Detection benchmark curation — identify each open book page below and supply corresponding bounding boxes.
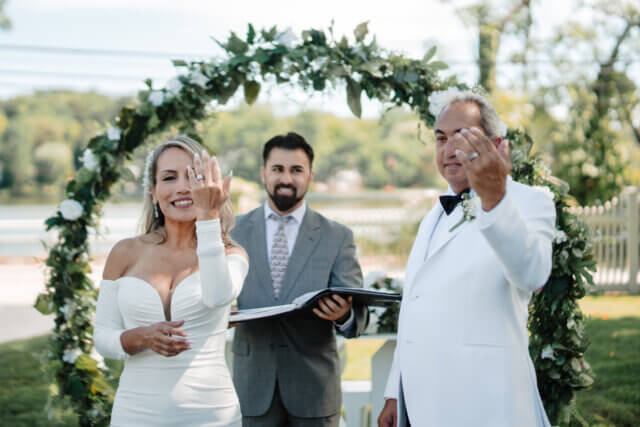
[229,304,296,322]
[229,287,401,323]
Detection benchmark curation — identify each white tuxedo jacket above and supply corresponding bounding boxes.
[385,178,555,427]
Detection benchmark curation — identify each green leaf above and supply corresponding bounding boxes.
[423,46,437,63]
[404,71,419,83]
[228,55,251,67]
[354,21,369,42]
[571,248,583,258]
[338,36,349,50]
[75,354,98,373]
[148,112,160,130]
[261,26,277,42]
[254,49,271,64]
[346,78,362,118]
[226,32,248,55]
[247,24,256,45]
[34,293,54,315]
[90,377,112,395]
[429,61,449,71]
[69,375,87,401]
[171,59,188,67]
[243,81,261,105]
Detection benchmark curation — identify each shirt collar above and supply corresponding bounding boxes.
[264,200,306,224]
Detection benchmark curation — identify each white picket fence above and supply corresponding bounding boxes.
[569,187,640,294]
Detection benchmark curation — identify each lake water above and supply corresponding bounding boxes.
[0,203,143,256]
[0,199,431,257]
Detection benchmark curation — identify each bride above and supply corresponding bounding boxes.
[93,136,247,426]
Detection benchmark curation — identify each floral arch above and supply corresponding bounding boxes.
[36,23,595,426]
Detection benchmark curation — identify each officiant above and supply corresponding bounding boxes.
[230,132,369,427]
[378,91,555,427]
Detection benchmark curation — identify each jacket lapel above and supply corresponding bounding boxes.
[404,205,442,292]
[247,206,278,303]
[425,210,468,260]
[278,209,322,302]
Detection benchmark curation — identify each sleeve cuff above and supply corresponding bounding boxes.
[335,308,355,332]
[475,188,512,230]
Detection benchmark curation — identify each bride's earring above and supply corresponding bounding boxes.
[154,202,159,219]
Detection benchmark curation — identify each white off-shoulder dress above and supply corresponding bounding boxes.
[93,219,248,427]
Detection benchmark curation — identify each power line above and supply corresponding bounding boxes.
[0,43,214,60]
[0,43,638,66]
[0,68,171,81]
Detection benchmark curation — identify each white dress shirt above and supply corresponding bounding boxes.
[263,201,355,330]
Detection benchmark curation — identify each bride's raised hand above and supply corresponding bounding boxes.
[188,149,232,221]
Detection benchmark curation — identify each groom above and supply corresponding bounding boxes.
[230,132,368,427]
[378,92,555,426]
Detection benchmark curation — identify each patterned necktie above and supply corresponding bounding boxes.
[269,214,292,298]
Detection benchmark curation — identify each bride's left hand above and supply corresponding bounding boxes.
[188,149,232,221]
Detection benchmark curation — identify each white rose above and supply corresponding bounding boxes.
[428,87,462,117]
[82,149,99,171]
[364,270,387,288]
[148,90,165,107]
[62,348,83,364]
[188,71,209,89]
[165,77,183,97]
[107,126,121,141]
[275,28,298,49]
[553,229,568,244]
[540,345,555,360]
[59,199,84,221]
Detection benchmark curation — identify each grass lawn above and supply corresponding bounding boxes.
[1,296,637,426]
[0,335,78,427]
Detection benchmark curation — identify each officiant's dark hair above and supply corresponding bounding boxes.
[263,132,314,167]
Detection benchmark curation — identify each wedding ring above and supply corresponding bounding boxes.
[468,151,479,161]
[195,174,204,181]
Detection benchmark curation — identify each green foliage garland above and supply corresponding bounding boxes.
[35,22,592,426]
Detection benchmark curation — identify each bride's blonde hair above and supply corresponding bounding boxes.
[139,135,235,248]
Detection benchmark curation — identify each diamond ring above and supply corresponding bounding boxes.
[468,151,479,161]
[195,174,205,181]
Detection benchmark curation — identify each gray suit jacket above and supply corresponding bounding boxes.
[230,205,368,418]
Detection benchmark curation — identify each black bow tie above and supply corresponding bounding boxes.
[439,189,471,215]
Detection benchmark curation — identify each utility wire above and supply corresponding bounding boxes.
[0,43,638,65]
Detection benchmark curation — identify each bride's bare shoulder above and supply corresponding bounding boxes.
[103,237,147,280]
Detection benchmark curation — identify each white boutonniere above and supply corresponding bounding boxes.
[449,192,478,232]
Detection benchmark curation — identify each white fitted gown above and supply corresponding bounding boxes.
[94,220,248,426]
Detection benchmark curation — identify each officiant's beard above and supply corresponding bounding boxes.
[268,184,305,212]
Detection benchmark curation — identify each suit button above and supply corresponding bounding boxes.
[411,294,420,300]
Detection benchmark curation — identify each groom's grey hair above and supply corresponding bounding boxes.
[439,91,502,140]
